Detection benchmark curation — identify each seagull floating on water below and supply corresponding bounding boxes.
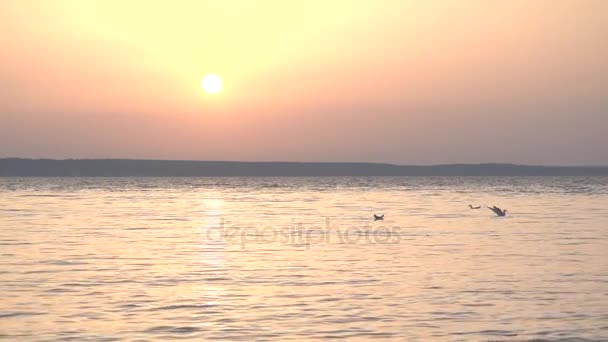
[487,206,507,217]
[469,205,481,209]
[373,214,384,221]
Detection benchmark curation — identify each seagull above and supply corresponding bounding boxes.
[469,205,481,209]
[487,206,507,217]
[373,214,384,221]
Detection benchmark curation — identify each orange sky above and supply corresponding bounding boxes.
[1,0,607,164]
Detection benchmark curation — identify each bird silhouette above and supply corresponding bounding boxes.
[487,206,507,217]
[373,214,384,221]
[469,205,481,209]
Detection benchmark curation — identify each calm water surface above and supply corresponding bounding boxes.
[1,177,607,341]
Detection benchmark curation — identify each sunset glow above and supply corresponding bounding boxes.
[1,0,606,164]
[1,2,608,340]
[201,74,223,94]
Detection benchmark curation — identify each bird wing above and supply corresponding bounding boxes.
[487,206,499,215]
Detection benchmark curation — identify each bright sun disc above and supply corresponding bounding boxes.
[201,74,223,94]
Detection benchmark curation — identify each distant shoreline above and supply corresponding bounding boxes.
[1,158,607,177]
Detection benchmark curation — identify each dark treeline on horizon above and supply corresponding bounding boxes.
[1,158,608,177]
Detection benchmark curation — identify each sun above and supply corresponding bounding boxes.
[201,74,223,94]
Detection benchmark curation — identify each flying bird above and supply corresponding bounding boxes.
[469,205,481,209]
[487,206,507,217]
[374,214,384,221]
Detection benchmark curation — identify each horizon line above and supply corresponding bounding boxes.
[2,157,607,168]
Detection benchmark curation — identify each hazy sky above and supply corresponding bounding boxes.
[1,0,607,165]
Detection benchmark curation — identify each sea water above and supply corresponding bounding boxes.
[1,177,607,341]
